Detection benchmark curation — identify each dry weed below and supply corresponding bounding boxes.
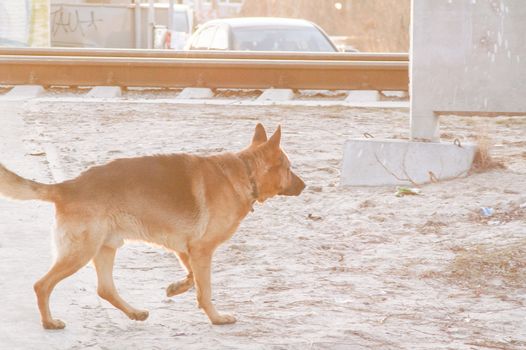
[470,134,506,173]
[358,199,376,209]
[418,220,448,234]
[447,241,526,289]
[467,340,526,350]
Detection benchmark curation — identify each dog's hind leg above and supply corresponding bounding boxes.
[189,248,236,325]
[166,252,194,297]
[33,229,99,330]
[92,245,149,321]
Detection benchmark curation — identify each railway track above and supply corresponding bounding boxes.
[0,48,409,91]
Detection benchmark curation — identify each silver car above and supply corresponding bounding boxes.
[184,17,339,52]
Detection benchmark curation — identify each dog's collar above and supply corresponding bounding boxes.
[241,157,259,207]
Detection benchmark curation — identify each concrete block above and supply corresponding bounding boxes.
[341,139,476,186]
[345,90,380,103]
[86,86,122,98]
[3,85,45,99]
[381,90,407,99]
[257,88,294,102]
[177,87,214,99]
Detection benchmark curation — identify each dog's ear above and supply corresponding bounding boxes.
[252,123,268,146]
[267,125,281,149]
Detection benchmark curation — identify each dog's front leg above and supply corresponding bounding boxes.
[189,248,236,325]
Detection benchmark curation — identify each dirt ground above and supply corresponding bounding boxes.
[0,100,525,349]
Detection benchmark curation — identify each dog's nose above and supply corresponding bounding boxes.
[293,177,306,196]
[299,179,306,193]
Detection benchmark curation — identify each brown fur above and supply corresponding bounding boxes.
[0,123,305,329]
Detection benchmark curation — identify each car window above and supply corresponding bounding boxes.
[210,26,229,50]
[232,26,336,52]
[193,26,217,49]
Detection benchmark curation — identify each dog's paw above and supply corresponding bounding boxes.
[166,279,193,297]
[211,314,237,325]
[128,309,149,321]
[42,318,66,330]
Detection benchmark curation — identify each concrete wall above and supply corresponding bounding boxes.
[0,1,30,46]
[49,3,192,48]
[0,0,49,47]
[410,0,526,141]
[50,3,135,48]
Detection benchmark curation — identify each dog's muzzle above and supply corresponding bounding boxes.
[280,172,306,196]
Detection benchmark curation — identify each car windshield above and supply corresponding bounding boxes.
[231,26,336,52]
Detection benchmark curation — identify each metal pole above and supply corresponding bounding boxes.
[134,0,142,49]
[147,0,154,49]
[168,0,175,31]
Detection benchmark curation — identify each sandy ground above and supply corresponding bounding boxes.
[0,100,525,349]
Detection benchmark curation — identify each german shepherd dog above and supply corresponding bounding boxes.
[0,123,305,329]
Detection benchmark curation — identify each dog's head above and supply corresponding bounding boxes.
[246,123,305,202]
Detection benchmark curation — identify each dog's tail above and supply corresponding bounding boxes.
[0,163,56,202]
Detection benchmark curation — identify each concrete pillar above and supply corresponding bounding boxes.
[29,0,50,47]
[410,0,439,141]
[410,0,526,141]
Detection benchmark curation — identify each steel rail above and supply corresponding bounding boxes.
[0,49,409,91]
[0,48,409,61]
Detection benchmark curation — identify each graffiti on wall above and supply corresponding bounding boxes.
[50,4,132,48]
[51,6,103,38]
